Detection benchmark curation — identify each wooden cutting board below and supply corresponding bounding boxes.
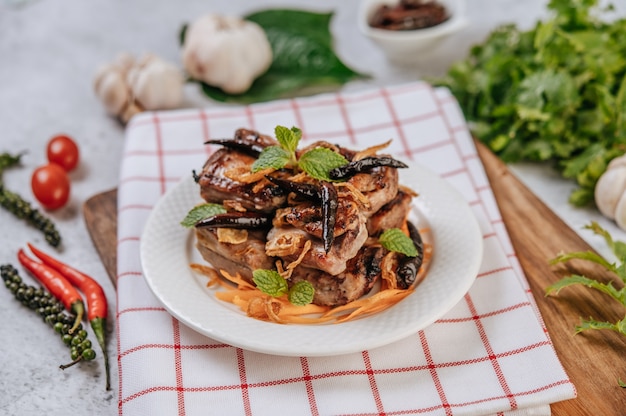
[83,142,625,415]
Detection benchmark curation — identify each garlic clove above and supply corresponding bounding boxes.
[93,64,130,115]
[607,153,626,170]
[127,56,184,110]
[594,167,626,220]
[614,191,626,231]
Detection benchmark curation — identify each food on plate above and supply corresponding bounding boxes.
[0,152,62,247]
[181,13,273,94]
[369,0,449,31]
[93,52,184,123]
[31,163,71,210]
[183,126,432,323]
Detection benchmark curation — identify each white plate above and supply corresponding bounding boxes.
[140,162,483,357]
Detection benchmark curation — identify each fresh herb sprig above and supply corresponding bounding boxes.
[547,222,626,336]
[180,203,226,228]
[252,125,348,181]
[547,221,626,387]
[379,228,418,257]
[433,0,626,207]
[252,269,315,306]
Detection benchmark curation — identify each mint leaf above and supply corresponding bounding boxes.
[379,228,418,257]
[252,269,288,297]
[298,147,348,181]
[275,125,301,153]
[251,146,291,172]
[180,203,226,228]
[288,281,315,306]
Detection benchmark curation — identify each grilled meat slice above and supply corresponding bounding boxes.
[265,219,368,276]
[197,148,286,213]
[272,198,361,240]
[195,227,274,282]
[349,164,399,217]
[367,189,412,237]
[289,245,385,307]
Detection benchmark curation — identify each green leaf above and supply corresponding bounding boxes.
[619,379,626,388]
[274,125,301,153]
[546,274,624,303]
[298,147,348,181]
[180,203,226,228]
[550,250,617,273]
[575,318,620,335]
[288,281,315,306]
[195,9,367,104]
[251,146,291,172]
[252,269,288,297]
[379,228,418,257]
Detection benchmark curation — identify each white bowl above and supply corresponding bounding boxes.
[358,0,468,64]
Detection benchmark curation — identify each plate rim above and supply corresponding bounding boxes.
[139,161,483,356]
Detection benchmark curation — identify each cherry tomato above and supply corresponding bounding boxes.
[31,163,71,210]
[47,134,79,172]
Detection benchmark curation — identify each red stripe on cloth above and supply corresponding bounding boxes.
[289,99,306,141]
[172,318,186,416]
[152,114,167,195]
[236,348,252,416]
[437,301,532,324]
[361,351,385,415]
[336,93,357,145]
[419,331,452,416]
[464,294,517,410]
[245,106,256,130]
[381,87,413,161]
[299,357,320,416]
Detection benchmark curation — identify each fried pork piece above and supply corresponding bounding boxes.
[265,219,368,276]
[197,148,286,213]
[367,189,412,237]
[349,164,399,216]
[195,227,274,282]
[273,198,362,240]
[289,245,385,307]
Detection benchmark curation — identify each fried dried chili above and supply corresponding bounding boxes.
[17,249,85,334]
[27,243,111,390]
[265,176,321,200]
[396,221,424,289]
[195,212,271,229]
[204,138,265,157]
[329,156,408,180]
[320,181,338,253]
[264,176,338,252]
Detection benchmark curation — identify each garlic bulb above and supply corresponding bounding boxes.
[181,14,273,94]
[594,153,626,230]
[93,53,184,123]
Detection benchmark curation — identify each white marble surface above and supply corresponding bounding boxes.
[1,0,625,415]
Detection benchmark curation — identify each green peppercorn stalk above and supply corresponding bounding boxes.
[0,153,62,247]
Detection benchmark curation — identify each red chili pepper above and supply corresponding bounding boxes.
[27,242,111,391]
[17,249,85,334]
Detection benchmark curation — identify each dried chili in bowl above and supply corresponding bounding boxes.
[369,0,449,31]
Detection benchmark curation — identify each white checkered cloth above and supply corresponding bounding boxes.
[116,82,576,416]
